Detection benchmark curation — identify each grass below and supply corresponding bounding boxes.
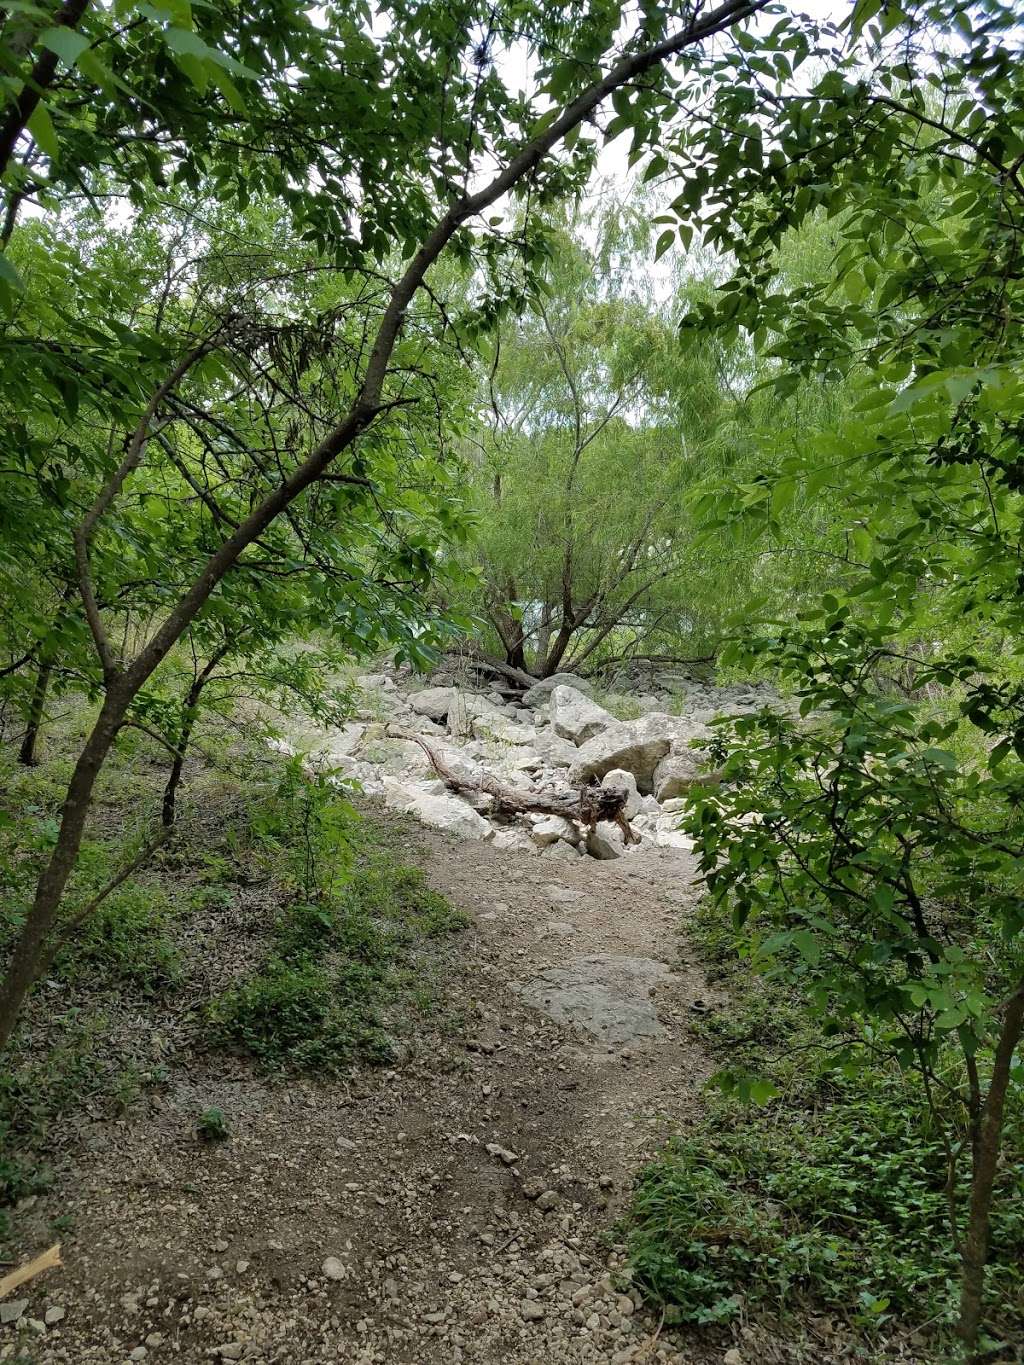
[206,795,467,1073]
[622,900,1024,1356]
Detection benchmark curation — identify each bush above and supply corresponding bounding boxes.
[54,882,181,993]
[0,1020,108,1244]
[196,1107,229,1142]
[206,956,394,1072]
[628,1078,1024,1334]
[625,992,1024,1349]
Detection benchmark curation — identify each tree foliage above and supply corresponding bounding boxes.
[667,0,1024,1353]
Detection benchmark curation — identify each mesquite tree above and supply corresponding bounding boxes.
[467,203,744,678]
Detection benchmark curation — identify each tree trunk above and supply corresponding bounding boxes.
[535,604,553,672]
[161,723,192,828]
[398,732,639,841]
[541,618,576,677]
[0,686,129,1047]
[18,659,52,766]
[161,645,230,826]
[958,978,1024,1357]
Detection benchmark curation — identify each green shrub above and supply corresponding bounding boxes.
[196,1107,230,1142]
[55,882,181,993]
[0,1020,108,1245]
[207,956,394,1072]
[206,801,466,1073]
[625,893,1024,1350]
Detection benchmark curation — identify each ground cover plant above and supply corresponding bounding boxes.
[0,718,465,1249]
[626,908,1024,1356]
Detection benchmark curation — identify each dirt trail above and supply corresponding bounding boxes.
[6,821,731,1365]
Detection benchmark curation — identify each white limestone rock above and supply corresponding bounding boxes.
[520,673,594,707]
[601,768,641,819]
[570,713,709,794]
[530,729,579,768]
[587,820,627,859]
[404,789,494,840]
[408,686,459,721]
[529,815,579,847]
[652,746,706,801]
[550,686,615,746]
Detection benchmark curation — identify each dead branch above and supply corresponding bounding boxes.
[396,732,639,844]
[0,1243,62,1298]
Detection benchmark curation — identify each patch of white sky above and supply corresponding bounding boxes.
[483,0,846,304]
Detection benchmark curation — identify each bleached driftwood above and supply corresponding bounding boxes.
[395,732,639,844]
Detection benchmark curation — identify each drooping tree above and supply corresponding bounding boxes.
[464,202,747,679]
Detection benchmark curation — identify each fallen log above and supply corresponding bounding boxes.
[444,645,538,691]
[395,732,639,845]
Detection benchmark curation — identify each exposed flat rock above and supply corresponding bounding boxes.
[517,953,673,1044]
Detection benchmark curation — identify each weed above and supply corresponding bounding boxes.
[196,1108,230,1142]
[207,956,394,1072]
[0,1018,108,1245]
[206,775,465,1074]
[628,1077,1024,1337]
[624,903,1024,1352]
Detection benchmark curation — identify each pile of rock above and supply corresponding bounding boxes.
[282,668,772,861]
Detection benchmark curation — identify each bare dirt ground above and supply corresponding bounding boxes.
[2,821,792,1365]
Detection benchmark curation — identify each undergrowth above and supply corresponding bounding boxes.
[206,760,466,1073]
[623,900,1024,1356]
[0,725,466,1245]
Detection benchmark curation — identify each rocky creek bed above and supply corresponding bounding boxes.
[279,665,780,862]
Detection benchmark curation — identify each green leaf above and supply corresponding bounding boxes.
[792,930,820,966]
[173,51,209,93]
[0,253,24,293]
[27,102,59,160]
[39,25,91,66]
[164,26,210,59]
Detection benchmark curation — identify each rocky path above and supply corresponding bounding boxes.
[7,818,733,1365]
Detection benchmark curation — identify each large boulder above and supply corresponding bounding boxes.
[432,692,535,747]
[529,729,579,769]
[652,747,707,801]
[383,780,493,840]
[408,686,458,722]
[550,686,615,745]
[570,713,709,794]
[587,820,628,859]
[320,722,366,756]
[521,673,593,708]
[358,672,397,692]
[570,714,674,792]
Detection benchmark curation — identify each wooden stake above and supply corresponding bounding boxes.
[0,1243,62,1298]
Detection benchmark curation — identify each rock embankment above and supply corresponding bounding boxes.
[282,666,778,861]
